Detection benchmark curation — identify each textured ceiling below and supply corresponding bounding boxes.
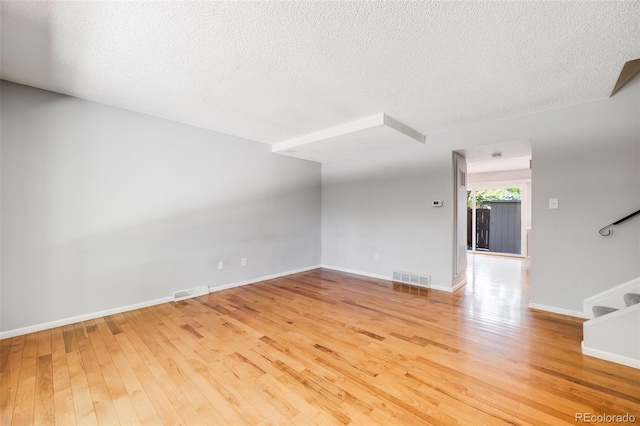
[457,138,532,163]
[2,1,639,150]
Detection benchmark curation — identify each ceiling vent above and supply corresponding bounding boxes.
[392,270,431,288]
[173,286,209,302]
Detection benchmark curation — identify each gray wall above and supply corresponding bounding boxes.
[322,79,640,312]
[2,77,638,333]
[321,147,456,288]
[529,84,640,312]
[1,81,321,333]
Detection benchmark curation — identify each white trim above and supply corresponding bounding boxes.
[321,265,459,293]
[430,284,453,292]
[581,342,640,369]
[583,277,640,317]
[383,114,426,144]
[584,277,640,303]
[430,281,463,293]
[467,182,529,257]
[451,278,467,292]
[272,113,425,153]
[273,114,384,152]
[584,302,640,326]
[528,302,589,319]
[0,265,322,340]
[321,265,390,281]
[467,180,531,191]
[0,296,173,340]
[468,251,526,259]
[209,265,321,293]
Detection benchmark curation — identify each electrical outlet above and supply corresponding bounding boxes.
[218,261,224,270]
[374,253,380,261]
[242,258,247,267]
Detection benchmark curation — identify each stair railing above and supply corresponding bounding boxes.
[599,209,640,236]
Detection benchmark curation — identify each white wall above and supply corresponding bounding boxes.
[322,79,640,311]
[0,81,321,334]
[321,147,456,288]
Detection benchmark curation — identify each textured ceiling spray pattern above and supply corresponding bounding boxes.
[1,1,639,146]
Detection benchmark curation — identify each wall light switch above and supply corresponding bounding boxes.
[241,258,247,267]
[218,261,224,270]
[549,198,559,209]
[374,253,380,261]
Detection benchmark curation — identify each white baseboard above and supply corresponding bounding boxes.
[582,342,640,369]
[321,264,391,281]
[209,265,321,293]
[321,265,458,293]
[453,279,467,292]
[0,265,321,340]
[439,278,466,293]
[430,283,456,292]
[0,296,173,340]
[528,302,589,319]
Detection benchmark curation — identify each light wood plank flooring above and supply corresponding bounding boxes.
[2,255,639,425]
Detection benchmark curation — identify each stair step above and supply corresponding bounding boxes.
[592,306,619,317]
[623,293,640,307]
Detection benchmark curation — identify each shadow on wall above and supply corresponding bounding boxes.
[1,185,321,332]
[1,2,76,93]
[321,153,455,287]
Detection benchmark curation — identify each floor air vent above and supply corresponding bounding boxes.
[392,270,431,288]
[173,286,209,302]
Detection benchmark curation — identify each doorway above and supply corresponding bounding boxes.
[467,185,527,256]
[453,139,532,294]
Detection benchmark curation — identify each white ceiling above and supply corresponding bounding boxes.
[2,1,639,155]
[458,138,532,173]
[467,156,531,174]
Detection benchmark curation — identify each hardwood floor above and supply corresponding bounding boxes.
[2,255,639,425]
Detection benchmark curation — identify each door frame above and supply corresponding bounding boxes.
[453,153,468,284]
[467,180,530,258]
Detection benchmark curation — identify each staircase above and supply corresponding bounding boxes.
[582,278,640,369]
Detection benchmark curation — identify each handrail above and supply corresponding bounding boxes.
[599,209,640,236]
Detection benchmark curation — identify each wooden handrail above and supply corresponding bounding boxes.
[599,209,640,236]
